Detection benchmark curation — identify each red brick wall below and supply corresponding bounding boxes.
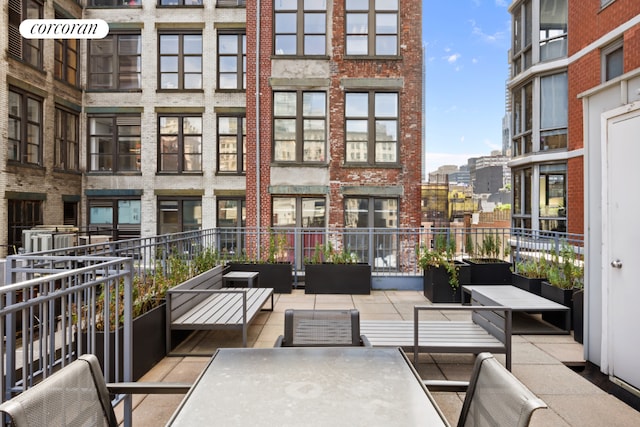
[566,0,640,235]
[245,0,274,228]
[246,0,423,229]
[329,0,423,228]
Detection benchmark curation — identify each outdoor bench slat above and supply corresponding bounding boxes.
[166,266,273,349]
[360,301,513,371]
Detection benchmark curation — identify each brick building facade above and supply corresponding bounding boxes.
[1,0,423,258]
[508,0,640,236]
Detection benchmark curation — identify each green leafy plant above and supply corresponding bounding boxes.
[305,241,359,264]
[514,256,549,279]
[416,235,459,288]
[94,249,220,331]
[546,243,584,290]
[476,233,502,259]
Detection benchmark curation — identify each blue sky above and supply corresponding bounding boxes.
[423,0,511,175]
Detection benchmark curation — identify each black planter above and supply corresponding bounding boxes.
[81,303,167,382]
[304,263,371,295]
[466,259,513,285]
[512,273,545,295]
[541,281,573,331]
[228,262,293,293]
[423,261,469,303]
[572,289,584,344]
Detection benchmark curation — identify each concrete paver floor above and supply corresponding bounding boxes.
[121,290,640,426]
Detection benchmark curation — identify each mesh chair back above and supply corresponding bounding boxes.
[458,353,546,427]
[0,355,117,427]
[282,309,362,346]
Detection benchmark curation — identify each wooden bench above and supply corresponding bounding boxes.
[166,265,274,350]
[360,298,512,370]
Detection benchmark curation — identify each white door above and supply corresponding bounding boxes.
[606,107,640,390]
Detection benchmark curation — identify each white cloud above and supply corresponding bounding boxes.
[483,139,502,151]
[472,58,479,64]
[446,53,461,63]
[495,0,508,6]
[469,19,505,44]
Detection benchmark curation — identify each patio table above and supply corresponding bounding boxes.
[222,271,259,288]
[462,285,571,334]
[166,347,449,426]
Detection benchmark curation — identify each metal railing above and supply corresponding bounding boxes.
[1,255,135,424]
[20,227,584,277]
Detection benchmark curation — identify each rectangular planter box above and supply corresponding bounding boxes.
[573,289,584,344]
[80,303,167,382]
[512,273,545,295]
[227,262,292,293]
[423,261,469,303]
[541,281,573,331]
[466,259,513,285]
[304,263,371,295]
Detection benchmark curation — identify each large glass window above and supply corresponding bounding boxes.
[88,115,141,172]
[89,199,141,240]
[512,168,533,230]
[159,0,203,5]
[344,197,398,269]
[158,198,202,234]
[89,33,141,90]
[540,72,567,151]
[159,32,202,90]
[8,0,43,69]
[274,0,326,56]
[273,91,326,163]
[539,0,567,62]
[159,115,202,173]
[512,82,532,156]
[55,34,79,86]
[217,198,246,255]
[346,0,398,56]
[345,91,398,165]
[539,164,566,232]
[273,196,325,264]
[218,33,246,90]
[603,41,623,82]
[8,88,42,166]
[511,0,532,75]
[217,115,246,174]
[55,106,79,171]
[88,0,141,6]
[8,199,43,251]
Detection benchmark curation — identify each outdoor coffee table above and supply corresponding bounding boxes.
[166,347,449,426]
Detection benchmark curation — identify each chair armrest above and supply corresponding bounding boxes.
[360,334,372,347]
[107,382,191,395]
[273,335,284,347]
[423,380,469,392]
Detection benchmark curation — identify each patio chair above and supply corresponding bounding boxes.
[0,354,190,427]
[274,309,371,347]
[455,353,547,427]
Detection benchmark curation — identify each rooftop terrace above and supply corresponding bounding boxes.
[124,290,639,427]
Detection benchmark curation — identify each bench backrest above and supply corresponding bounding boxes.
[0,354,117,427]
[167,265,225,321]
